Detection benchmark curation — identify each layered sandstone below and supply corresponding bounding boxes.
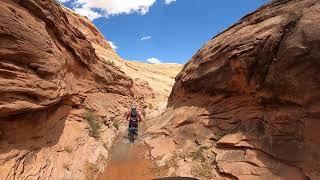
[93,41,182,118]
[0,0,134,179]
[146,0,320,179]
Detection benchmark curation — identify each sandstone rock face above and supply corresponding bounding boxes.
[164,0,320,179]
[0,0,135,179]
[0,0,133,117]
[62,7,113,50]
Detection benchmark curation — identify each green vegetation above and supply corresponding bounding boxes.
[84,111,101,139]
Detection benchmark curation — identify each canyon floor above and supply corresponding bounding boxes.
[98,125,163,180]
[98,118,203,180]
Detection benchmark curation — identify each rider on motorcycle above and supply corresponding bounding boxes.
[127,104,142,136]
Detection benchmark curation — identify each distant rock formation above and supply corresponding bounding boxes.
[158,0,320,179]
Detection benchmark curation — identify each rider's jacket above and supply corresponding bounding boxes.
[126,110,142,122]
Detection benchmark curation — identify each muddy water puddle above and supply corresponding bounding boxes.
[99,134,156,180]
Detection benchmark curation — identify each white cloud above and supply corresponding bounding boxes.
[70,0,156,20]
[140,36,152,41]
[108,41,118,50]
[164,0,176,5]
[58,0,177,20]
[146,57,161,64]
[73,6,103,20]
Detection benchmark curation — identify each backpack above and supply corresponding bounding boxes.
[130,108,137,121]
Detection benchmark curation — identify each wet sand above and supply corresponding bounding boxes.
[99,136,154,180]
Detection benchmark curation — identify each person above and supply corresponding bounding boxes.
[126,104,142,136]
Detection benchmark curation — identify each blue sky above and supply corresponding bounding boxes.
[60,0,268,64]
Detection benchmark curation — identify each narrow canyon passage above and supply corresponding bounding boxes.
[96,105,204,180]
[1,0,320,179]
[98,123,165,180]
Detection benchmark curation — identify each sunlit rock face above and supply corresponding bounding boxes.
[167,0,320,179]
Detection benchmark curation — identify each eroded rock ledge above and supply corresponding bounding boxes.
[147,0,320,179]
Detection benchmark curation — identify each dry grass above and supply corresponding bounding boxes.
[189,147,213,178]
[191,147,205,161]
[191,162,212,178]
[64,146,73,153]
[84,111,101,139]
[113,119,120,130]
[106,60,115,66]
[84,161,99,180]
[106,60,120,70]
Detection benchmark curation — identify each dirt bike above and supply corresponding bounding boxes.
[128,127,138,143]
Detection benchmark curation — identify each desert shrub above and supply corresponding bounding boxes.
[84,161,99,180]
[110,61,115,66]
[84,111,101,138]
[191,147,205,161]
[64,146,73,153]
[113,119,120,130]
[106,60,116,66]
[192,162,212,178]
